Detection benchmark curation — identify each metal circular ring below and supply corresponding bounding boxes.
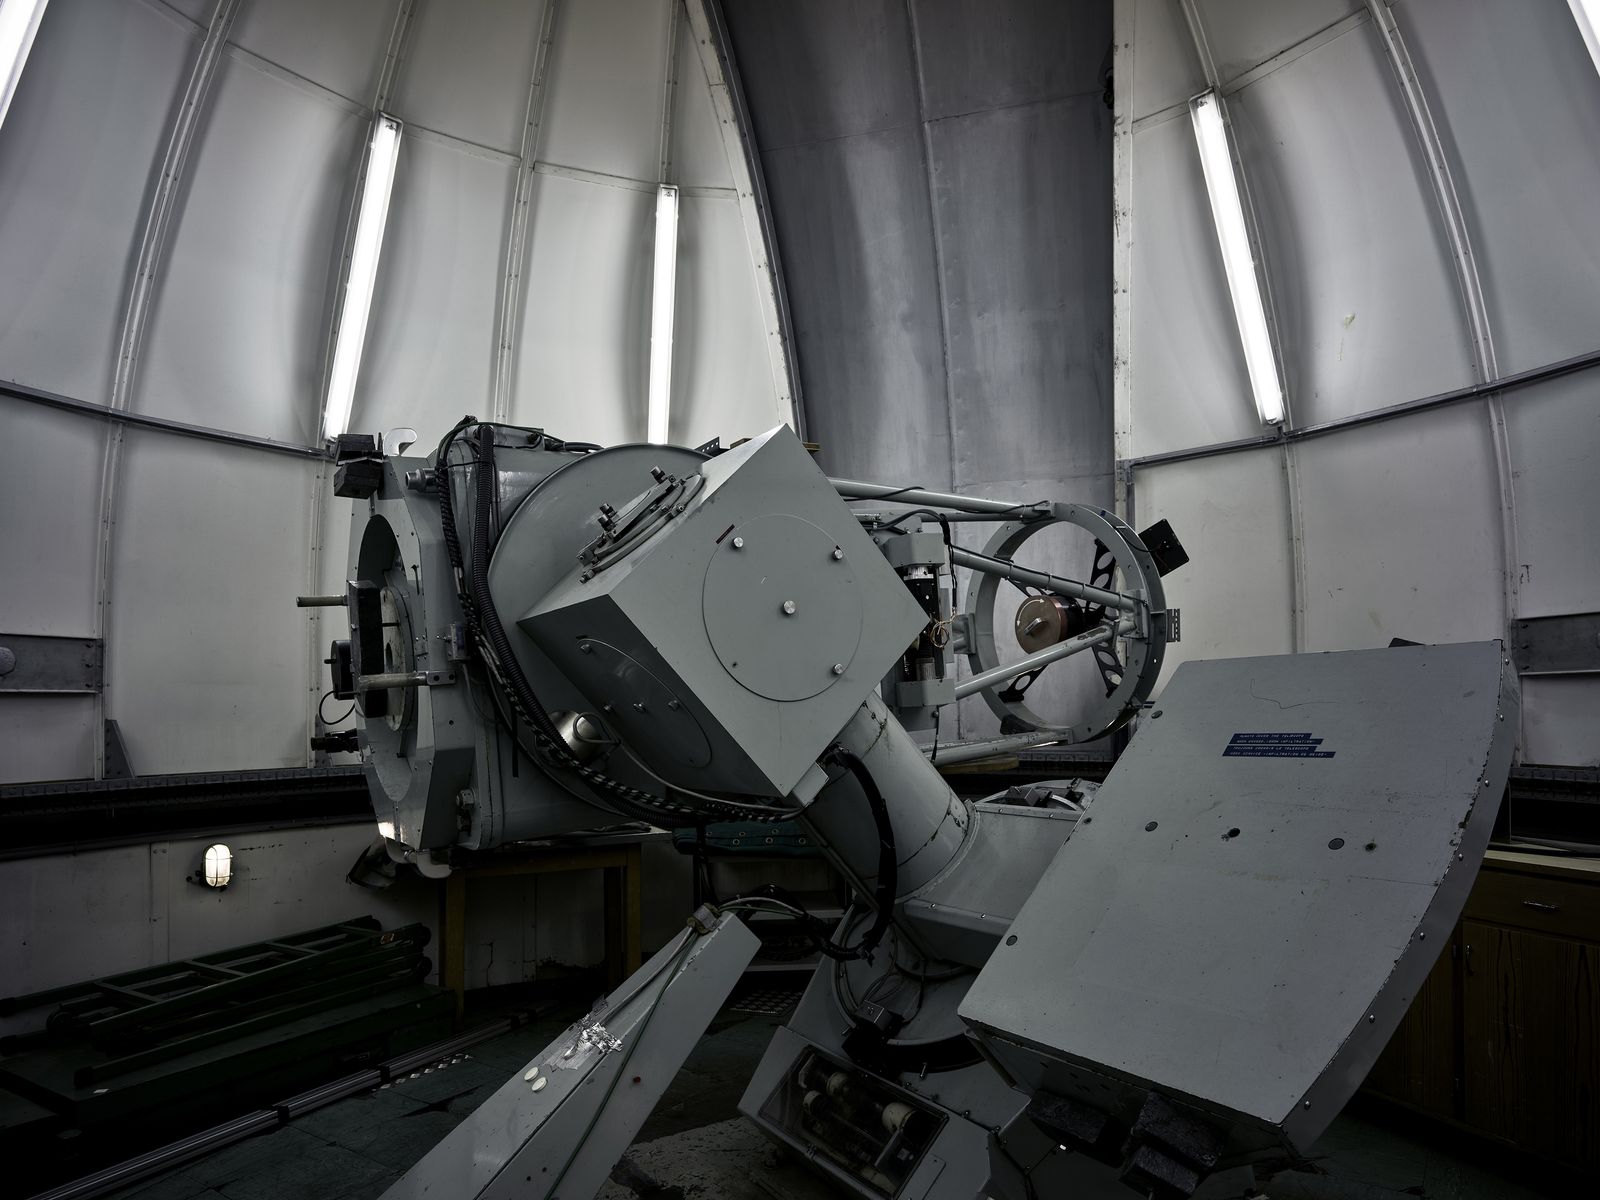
[960,503,1167,742]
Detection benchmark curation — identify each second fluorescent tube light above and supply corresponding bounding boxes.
[1570,0,1600,78]
[646,183,680,445]
[1190,90,1285,426]
[0,0,50,133]
[324,113,402,442]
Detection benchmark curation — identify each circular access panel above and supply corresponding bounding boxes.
[702,514,863,702]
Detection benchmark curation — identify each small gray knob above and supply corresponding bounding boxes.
[782,600,797,615]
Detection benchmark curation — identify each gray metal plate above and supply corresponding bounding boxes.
[702,513,862,701]
[959,642,1518,1153]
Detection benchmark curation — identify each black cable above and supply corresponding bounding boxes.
[820,745,897,962]
[317,689,355,727]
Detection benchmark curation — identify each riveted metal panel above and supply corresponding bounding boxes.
[109,433,317,773]
[389,0,549,156]
[1503,374,1600,620]
[0,403,103,636]
[1128,116,1262,456]
[1227,23,1475,427]
[720,0,918,149]
[0,0,191,405]
[1296,403,1502,651]
[962,642,1516,1155]
[912,0,1109,120]
[1521,677,1600,768]
[227,0,398,103]
[668,24,734,189]
[1135,449,1294,691]
[356,138,511,446]
[513,171,653,446]
[1130,0,1205,119]
[139,57,363,445]
[1401,0,1600,376]
[759,125,950,483]
[1192,0,1361,84]
[671,196,795,448]
[540,0,672,183]
[933,94,1113,487]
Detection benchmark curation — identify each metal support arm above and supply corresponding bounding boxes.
[954,619,1134,700]
[382,909,758,1200]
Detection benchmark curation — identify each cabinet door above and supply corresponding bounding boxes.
[1462,920,1600,1171]
[1364,934,1457,1117]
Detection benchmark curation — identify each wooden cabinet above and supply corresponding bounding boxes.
[1363,852,1600,1175]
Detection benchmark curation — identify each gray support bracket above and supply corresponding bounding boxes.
[1512,612,1600,675]
[383,909,759,1200]
[0,634,102,693]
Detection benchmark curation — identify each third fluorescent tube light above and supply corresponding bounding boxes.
[324,113,402,442]
[1190,89,1285,426]
[647,183,680,445]
[0,0,49,133]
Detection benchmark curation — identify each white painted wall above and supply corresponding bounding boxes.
[0,0,790,785]
[1117,0,1600,765]
[0,825,694,1027]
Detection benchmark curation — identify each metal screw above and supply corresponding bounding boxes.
[667,699,680,710]
[579,643,592,654]
[832,664,844,675]
[633,702,646,713]
[832,547,844,560]
[782,600,797,615]
[1368,1014,1376,1023]
[732,536,744,549]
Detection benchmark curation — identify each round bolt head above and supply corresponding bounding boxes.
[782,600,797,615]
[523,1066,539,1081]
[732,536,745,549]
[832,547,844,560]
[832,663,844,675]
[531,1077,548,1092]
[579,643,592,653]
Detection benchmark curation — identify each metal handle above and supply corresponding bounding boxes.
[1521,899,1561,913]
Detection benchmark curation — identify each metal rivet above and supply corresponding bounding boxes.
[1368,1014,1376,1023]
[1144,821,1158,832]
[832,663,844,675]
[579,643,592,654]
[1419,931,1427,940]
[633,702,646,712]
[523,1067,539,1081]
[1328,838,1345,850]
[1303,1101,1312,1110]
[1151,710,1162,719]
[732,536,744,549]
[1005,935,1018,946]
[531,1077,547,1092]
[667,699,680,710]
[832,547,844,560]
[782,600,797,615]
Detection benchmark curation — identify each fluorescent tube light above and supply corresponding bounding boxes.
[1190,90,1285,426]
[1570,0,1600,77]
[646,183,680,445]
[324,113,402,442]
[0,0,49,133]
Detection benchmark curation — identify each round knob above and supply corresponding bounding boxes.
[782,600,797,615]
[732,536,744,549]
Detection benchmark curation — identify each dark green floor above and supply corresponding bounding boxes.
[103,993,1561,1200]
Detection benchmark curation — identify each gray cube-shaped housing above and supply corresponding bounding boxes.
[518,427,929,797]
